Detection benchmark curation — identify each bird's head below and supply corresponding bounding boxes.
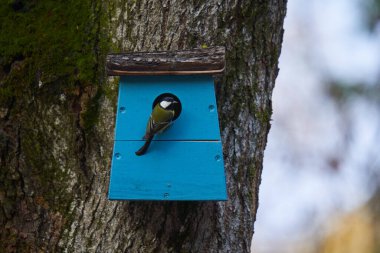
[154,93,182,120]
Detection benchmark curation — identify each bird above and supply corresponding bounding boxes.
[135,95,181,156]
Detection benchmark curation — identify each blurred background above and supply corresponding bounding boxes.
[252,0,380,252]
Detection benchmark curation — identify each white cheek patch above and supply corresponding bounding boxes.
[160,101,171,108]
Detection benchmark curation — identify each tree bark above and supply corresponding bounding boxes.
[0,0,287,252]
[106,47,225,75]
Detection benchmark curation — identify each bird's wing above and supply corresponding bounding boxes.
[144,116,171,139]
[150,117,171,132]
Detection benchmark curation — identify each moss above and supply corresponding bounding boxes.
[0,0,109,93]
[0,1,112,246]
[0,0,111,139]
[255,107,272,126]
[81,86,105,131]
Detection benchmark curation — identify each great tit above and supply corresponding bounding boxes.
[135,96,181,156]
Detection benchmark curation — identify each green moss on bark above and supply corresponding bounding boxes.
[0,0,112,249]
[1,0,102,84]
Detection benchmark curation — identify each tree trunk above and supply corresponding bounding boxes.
[0,0,286,252]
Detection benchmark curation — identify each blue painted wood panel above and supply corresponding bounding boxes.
[114,75,221,141]
[109,141,227,201]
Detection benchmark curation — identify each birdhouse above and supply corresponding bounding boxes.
[107,47,227,201]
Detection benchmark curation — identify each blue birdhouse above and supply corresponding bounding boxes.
[107,47,227,201]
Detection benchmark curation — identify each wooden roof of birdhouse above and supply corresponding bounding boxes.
[106,47,225,76]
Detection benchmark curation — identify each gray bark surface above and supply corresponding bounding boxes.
[0,0,287,252]
[107,47,225,75]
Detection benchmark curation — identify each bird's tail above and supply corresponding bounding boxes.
[135,135,154,156]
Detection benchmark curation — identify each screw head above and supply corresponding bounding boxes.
[115,153,122,159]
[208,105,215,112]
[119,107,126,113]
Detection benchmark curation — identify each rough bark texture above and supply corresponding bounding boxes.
[0,0,286,252]
[107,47,225,75]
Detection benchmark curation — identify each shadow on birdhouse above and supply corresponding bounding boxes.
[107,47,227,201]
